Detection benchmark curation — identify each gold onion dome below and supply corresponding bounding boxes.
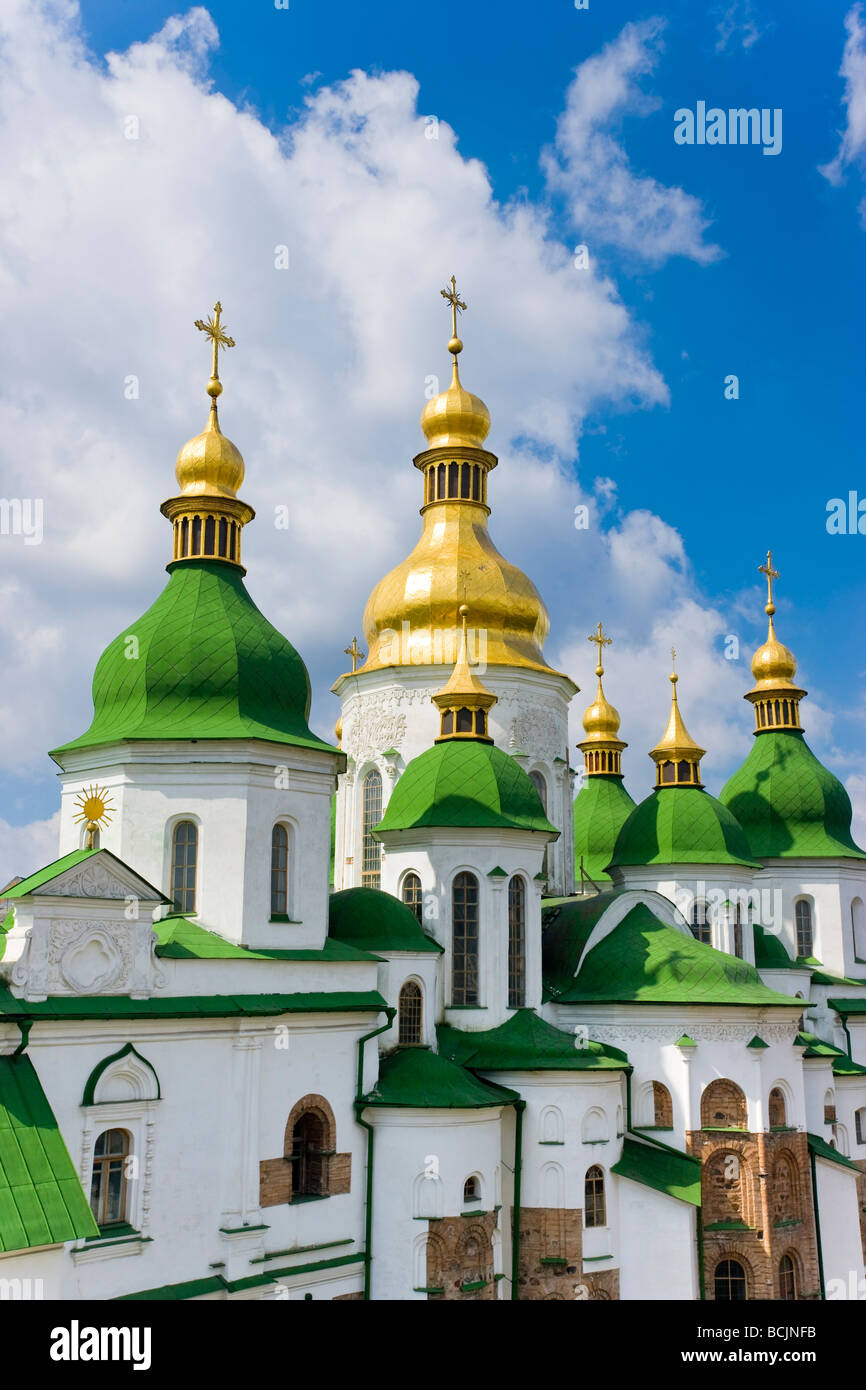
[433,605,497,742]
[175,403,245,499]
[356,277,567,681]
[745,551,805,731]
[579,623,626,777]
[649,653,705,788]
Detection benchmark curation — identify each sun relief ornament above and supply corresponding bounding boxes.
[73,785,115,849]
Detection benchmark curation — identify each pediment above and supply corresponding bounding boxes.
[32,850,168,905]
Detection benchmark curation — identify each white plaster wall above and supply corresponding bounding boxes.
[56,740,340,950]
[815,1159,865,1295]
[617,1181,698,1299]
[610,867,758,965]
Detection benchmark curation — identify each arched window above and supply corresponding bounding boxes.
[584,1165,606,1228]
[507,875,526,1008]
[733,903,743,958]
[529,771,549,879]
[714,1258,747,1301]
[690,899,711,945]
[824,1089,836,1124]
[795,899,813,958]
[270,823,289,917]
[852,898,866,960]
[451,872,479,1006]
[701,1078,747,1130]
[398,981,423,1045]
[291,1111,327,1198]
[171,820,198,913]
[779,1254,797,1301]
[855,1107,866,1145]
[361,770,382,888]
[90,1129,130,1227]
[769,1087,787,1129]
[705,1151,749,1225]
[463,1175,481,1204]
[652,1081,673,1128]
[401,872,422,924]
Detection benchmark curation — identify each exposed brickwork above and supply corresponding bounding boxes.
[700,1078,748,1130]
[332,1291,363,1300]
[854,1159,866,1264]
[768,1088,787,1129]
[426,1213,498,1300]
[653,1082,673,1127]
[516,1207,589,1300]
[688,1128,820,1300]
[330,1152,352,1195]
[259,1093,347,1207]
[583,1268,619,1300]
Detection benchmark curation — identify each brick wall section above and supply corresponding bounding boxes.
[516,1207,591,1299]
[260,1093,349,1207]
[332,1291,363,1300]
[854,1159,866,1263]
[688,1128,820,1299]
[426,1213,498,1300]
[653,1082,673,1128]
[700,1079,748,1130]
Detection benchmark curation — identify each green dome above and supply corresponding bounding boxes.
[328,887,441,953]
[719,729,866,860]
[375,740,558,835]
[573,775,636,883]
[51,560,333,757]
[610,787,758,869]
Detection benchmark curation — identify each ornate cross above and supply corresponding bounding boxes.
[758,549,779,608]
[194,301,236,384]
[587,621,612,672]
[440,275,467,341]
[344,636,365,672]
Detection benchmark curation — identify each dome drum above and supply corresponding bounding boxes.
[161,493,254,570]
[414,445,497,512]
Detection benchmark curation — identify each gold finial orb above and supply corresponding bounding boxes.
[176,300,245,499]
[750,550,798,687]
[582,623,621,741]
[420,275,491,449]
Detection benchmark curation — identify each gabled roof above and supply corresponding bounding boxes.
[437,1010,629,1073]
[362,1048,518,1109]
[0,1055,98,1252]
[549,904,801,1007]
[611,1138,701,1206]
[0,847,168,905]
[807,1132,862,1172]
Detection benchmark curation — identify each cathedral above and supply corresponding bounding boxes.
[1,291,865,1303]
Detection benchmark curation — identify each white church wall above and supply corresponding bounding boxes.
[815,1159,865,1296]
[617,1181,698,1299]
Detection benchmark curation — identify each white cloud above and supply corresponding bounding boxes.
[820,3,866,220]
[0,812,60,888]
[714,2,771,54]
[543,18,723,265]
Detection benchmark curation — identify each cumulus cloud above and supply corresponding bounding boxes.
[714,1,771,53]
[543,18,723,265]
[0,2,739,881]
[820,3,866,219]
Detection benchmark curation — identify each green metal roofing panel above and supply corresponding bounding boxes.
[610,787,759,869]
[611,1138,702,1206]
[116,1276,226,1301]
[375,741,558,836]
[0,1055,98,1252]
[328,887,442,954]
[153,916,379,962]
[552,904,802,1007]
[362,1047,519,1109]
[753,922,796,969]
[807,1132,862,1172]
[720,729,866,861]
[437,1010,628,1072]
[51,560,335,758]
[1,848,94,899]
[0,988,388,1022]
[573,775,636,883]
[828,997,866,1015]
[541,891,630,1000]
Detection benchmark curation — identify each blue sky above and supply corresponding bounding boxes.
[0,0,864,878]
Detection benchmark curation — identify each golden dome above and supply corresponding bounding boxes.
[750,624,798,689]
[582,679,621,742]
[351,276,571,683]
[744,550,806,732]
[175,402,245,499]
[650,670,705,763]
[420,358,491,449]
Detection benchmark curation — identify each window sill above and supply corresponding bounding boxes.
[268,915,302,924]
[74,1230,151,1264]
[289,1193,331,1206]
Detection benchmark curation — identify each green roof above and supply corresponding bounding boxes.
[437,1010,628,1072]
[328,887,442,954]
[611,1138,702,1206]
[541,892,623,997]
[362,1048,518,1109]
[0,1055,98,1252]
[610,787,759,869]
[549,904,802,1007]
[753,922,797,970]
[720,729,866,860]
[153,916,378,961]
[1,848,95,899]
[375,740,558,836]
[0,988,388,1022]
[573,775,636,884]
[796,1029,866,1074]
[51,560,335,758]
[807,1132,862,1172]
[828,997,866,1016]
